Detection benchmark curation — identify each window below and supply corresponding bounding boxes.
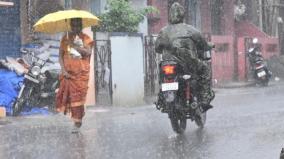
[215,43,229,52]
[266,44,278,52]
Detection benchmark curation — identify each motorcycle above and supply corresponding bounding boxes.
[12,48,59,116]
[247,38,272,86]
[155,48,213,134]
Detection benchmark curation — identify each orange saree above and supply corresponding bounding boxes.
[56,33,93,122]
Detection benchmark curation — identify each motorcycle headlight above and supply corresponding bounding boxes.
[31,66,41,76]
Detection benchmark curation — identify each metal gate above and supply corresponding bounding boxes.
[95,40,113,105]
[144,35,161,99]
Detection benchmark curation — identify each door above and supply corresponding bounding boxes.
[110,34,144,106]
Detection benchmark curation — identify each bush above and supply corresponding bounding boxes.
[96,0,158,33]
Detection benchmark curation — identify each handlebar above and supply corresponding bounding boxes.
[20,48,50,65]
[20,48,29,54]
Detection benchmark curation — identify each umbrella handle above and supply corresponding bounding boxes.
[65,19,69,39]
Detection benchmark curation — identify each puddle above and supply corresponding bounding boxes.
[0,120,12,126]
[88,109,110,113]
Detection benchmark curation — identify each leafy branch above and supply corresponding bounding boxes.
[96,0,158,33]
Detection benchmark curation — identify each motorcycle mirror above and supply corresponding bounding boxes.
[20,48,28,54]
[208,42,215,49]
[182,75,191,80]
[248,48,254,53]
[252,38,258,44]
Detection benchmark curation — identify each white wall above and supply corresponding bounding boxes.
[83,27,96,106]
[110,34,145,106]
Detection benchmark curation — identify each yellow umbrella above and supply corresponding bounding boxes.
[33,10,100,34]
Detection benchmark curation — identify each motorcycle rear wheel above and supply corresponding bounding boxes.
[260,78,269,86]
[256,78,269,87]
[170,116,187,134]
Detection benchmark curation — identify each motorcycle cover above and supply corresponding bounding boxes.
[0,69,24,115]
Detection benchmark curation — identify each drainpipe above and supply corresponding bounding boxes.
[259,0,263,31]
[65,0,72,9]
[278,17,284,55]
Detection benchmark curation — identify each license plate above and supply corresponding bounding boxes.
[161,82,179,91]
[257,71,266,77]
[24,74,39,83]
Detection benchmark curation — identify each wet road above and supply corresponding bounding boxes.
[1,82,284,159]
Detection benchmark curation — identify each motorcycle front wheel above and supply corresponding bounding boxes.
[12,86,33,116]
[169,114,187,134]
[12,98,24,116]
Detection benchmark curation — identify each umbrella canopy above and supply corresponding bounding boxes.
[33,10,100,34]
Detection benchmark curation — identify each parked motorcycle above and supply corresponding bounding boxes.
[12,48,59,116]
[155,48,213,134]
[247,38,272,86]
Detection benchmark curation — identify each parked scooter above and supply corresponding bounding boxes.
[12,48,59,116]
[247,38,272,86]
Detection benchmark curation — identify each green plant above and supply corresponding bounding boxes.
[96,0,158,33]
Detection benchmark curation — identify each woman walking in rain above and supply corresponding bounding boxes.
[56,18,93,133]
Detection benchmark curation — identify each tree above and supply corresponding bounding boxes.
[260,0,280,36]
[96,0,158,33]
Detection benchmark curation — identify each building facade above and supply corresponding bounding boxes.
[147,0,280,82]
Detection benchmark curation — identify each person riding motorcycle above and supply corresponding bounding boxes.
[155,2,214,112]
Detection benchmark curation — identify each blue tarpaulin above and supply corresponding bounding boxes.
[0,68,51,116]
[0,69,23,115]
[0,92,14,114]
[20,107,51,116]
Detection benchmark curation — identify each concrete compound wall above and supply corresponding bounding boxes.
[0,0,21,58]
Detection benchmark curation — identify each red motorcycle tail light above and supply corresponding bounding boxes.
[162,65,175,75]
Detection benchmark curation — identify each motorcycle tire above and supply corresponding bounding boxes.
[12,98,24,116]
[256,78,269,87]
[170,115,187,134]
[12,86,33,116]
[261,78,269,87]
